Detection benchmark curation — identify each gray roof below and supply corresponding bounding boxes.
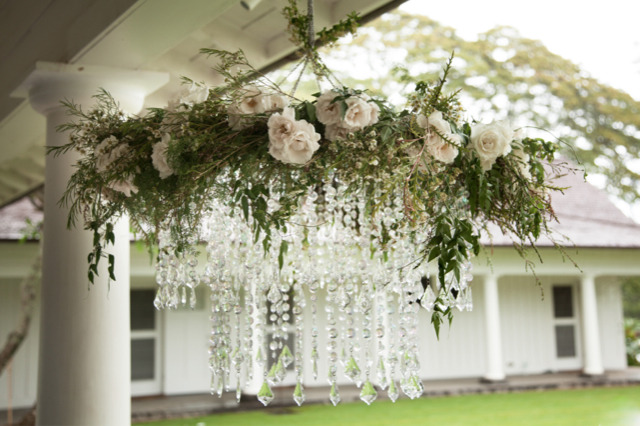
[483,167,640,248]
[2,171,640,247]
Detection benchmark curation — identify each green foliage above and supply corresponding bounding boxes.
[622,277,640,319]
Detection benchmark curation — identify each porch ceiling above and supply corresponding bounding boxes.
[0,0,405,207]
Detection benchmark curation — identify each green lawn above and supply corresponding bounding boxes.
[138,386,640,426]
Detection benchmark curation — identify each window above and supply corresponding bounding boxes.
[130,289,158,382]
[553,286,574,318]
[552,285,578,360]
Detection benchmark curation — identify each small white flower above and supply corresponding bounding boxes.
[151,134,174,179]
[470,121,514,171]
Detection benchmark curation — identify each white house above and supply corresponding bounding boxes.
[1,1,640,424]
[2,168,640,413]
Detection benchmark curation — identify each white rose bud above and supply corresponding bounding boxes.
[470,121,514,171]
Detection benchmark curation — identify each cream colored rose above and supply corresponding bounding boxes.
[151,133,174,179]
[426,132,460,164]
[316,91,342,126]
[95,136,129,173]
[324,124,352,141]
[268,107,320,165]
[470,121,514,171]
[343,96,373,130]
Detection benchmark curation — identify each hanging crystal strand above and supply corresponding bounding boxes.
[292,279,305,406]
[326,280,341,405]
[243,278,254,390]
[374,286,389,391]
[385,287,400,402]
[256,274,273,406]
[358,282,377,405]
[232,287,244,403]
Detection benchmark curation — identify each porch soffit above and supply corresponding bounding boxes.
[0,0,405,207]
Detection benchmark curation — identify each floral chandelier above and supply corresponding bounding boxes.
[53,0,567,407]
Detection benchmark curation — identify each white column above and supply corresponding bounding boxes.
[580,274,604,376]
[483,274,505,381]
[13,62,168,426]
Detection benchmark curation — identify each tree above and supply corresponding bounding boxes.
[317,11,640,204]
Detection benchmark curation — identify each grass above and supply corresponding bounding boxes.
[138,386,640,426]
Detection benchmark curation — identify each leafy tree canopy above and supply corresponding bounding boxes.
[314,11,640,204]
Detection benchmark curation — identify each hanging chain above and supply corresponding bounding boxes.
[307,0,315,49]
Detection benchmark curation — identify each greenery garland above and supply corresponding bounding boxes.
[51,1,568,313]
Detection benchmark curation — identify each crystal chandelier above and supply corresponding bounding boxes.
[153,179,474,406]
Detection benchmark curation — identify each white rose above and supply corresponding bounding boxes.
[151,134,174,179]
[470,121,514,171]
[109,174,138,197]
[95,136,129,173]
[280,121,321,164]
[315,91,342,126]
[343,96,373,130]
[267,107,297,152]
[324,124,352,141]
[268,107,320,165]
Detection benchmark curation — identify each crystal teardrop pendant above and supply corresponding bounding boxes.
[359,380,378,405]
[293,381,305,406]
[329,382,341,406]
[257,380,274,406]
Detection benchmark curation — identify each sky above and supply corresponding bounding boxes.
[400,0,640,101]
[399,0,640,221]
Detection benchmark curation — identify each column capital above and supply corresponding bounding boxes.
[12,61,169,116]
